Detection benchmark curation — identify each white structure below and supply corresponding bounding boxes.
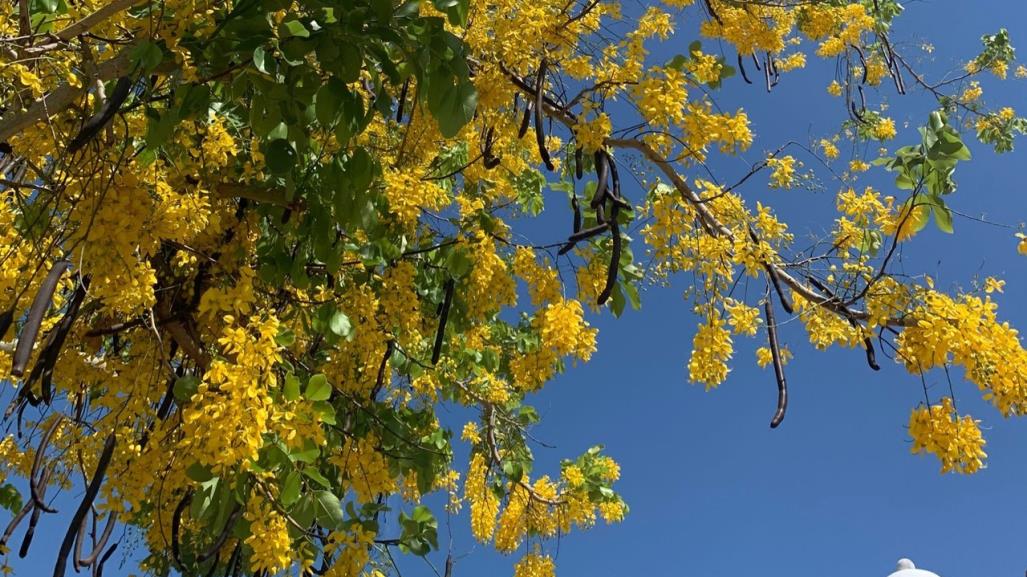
[887,559,941,577]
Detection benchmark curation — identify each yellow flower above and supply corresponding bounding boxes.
[827,80,843,97]
[767,155,796,189]
[872,117,897,141]
[513,553,556,577]
[572,113,612,153]
[820,138,839,160]
[1017,233,1027,256]
[983,277,1005,294]
[909,398,987,474]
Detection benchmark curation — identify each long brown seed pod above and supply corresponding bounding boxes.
[558,222,610,256]
[534,59,555,171]
[19,467,52,558]
[194,505,242,563]
[518,101,532,139]
[0,500,32,550]
[12,261,72,377]
[19,503,42,558]
[597,219,621,306]
[53,432,116,577]
[67,76,133,153]
[94,543,118,577]
[571,195,582,234]
[432,278,455,365]
[75,511,117,569]
[764,296,789,429]
[371,340,395,400]
[171,491,192,571]
[29,276,90,404]
[0,307,13,340]
[737,53,752,84]
[30,417,62,513]
[847,318,881,371]
[590,151,609,209]
[396,78,410,123]
[574,147,583,180]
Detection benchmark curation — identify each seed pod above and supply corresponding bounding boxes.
[432,278,455,365]
[171,492,191,571]
[534,60,555,171]
[737,53,752,84]
[574,147,583,180]
[597,219,621,306]
[12,261,72,377]
[67,76,133,153]
[764,298,789,429]
[590,151,609,209]
[558,222,609,256]
[0,307,13,340]
[571,195,582,233]
[53,433,116,577]
[28,277,90,404]
[396,78,410,123]
[518,101,532,139]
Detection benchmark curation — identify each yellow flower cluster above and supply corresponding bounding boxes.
[513,553,556,577]
[537,299,598,360]
[909,398,987,474]
[573,113,612,153]
[323,527,375,577]
[767,155,797,189]
[181,315,282,470]
[688,316,733,389]
[334,434,396,503]
[466,452,500,542]
[898,289,1027,416]
[872,117,897,140]
[513,247,562,306]
[244,497,293,574]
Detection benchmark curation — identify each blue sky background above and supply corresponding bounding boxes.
[6,1,1027,576]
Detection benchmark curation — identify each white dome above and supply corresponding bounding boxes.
[887,559,941,577]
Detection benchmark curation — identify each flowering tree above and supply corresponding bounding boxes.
[0,0,1025,576]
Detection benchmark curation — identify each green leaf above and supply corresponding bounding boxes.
[173,375,200,402]
[281,471,302,506]
[186,462,214,482]
[130,40,164,72]
[253,46,271,74]
[302,467,332,489]
[279,19,310,38]
[315,78,346,126]
[427,71,477,138]
[312,490,345,529]
[0,484,23,514]
[932,203,954,234]
[284,373,301,401]
[305,373,332,401]
[328,310,352,338]
[266,139,297,175]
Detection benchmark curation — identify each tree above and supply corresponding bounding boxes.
[0,0,1024,575]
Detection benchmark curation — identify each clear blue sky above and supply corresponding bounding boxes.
[7,1,1027,576]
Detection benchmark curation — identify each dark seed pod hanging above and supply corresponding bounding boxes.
[534,60,555,171]
[432,278,455,365]
[12,261,72,378]
[518,101,533,139]
[590,151,609,209]
[574,147,583,180]
[597,220,621,306]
